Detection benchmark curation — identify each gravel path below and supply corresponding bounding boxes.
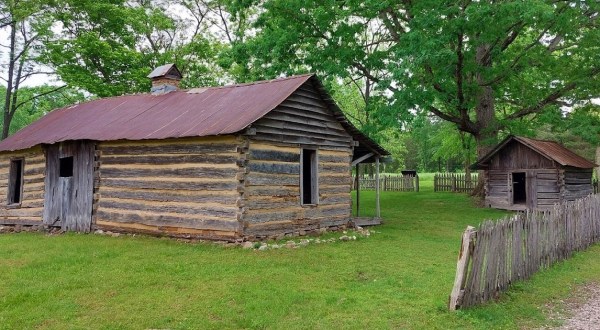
[551,284,600,330]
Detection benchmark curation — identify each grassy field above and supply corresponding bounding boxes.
[1,177,599,329]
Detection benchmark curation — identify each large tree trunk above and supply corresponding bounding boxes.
[471,45,499,197]
[2,22,16,140]
[596,146,600,180]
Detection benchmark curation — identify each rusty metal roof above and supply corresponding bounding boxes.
[473,135,597,169]
[0,74,389,158]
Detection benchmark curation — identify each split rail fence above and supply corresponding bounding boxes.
[449,194,600,310]
[352,175,419,192]
[434,173,478,193]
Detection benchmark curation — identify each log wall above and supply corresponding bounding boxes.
[485,169,561,210]
[240,141,352,238]
[94,136,242,239]
[0,146,45,224]
[563,168,594,202]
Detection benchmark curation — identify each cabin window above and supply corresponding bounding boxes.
[60,156,74,177]
[301,149,318,205]
[7,159,24,205]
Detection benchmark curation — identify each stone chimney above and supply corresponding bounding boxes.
[147,63,182,95]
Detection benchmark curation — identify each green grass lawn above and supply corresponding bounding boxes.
[1,178,600,329]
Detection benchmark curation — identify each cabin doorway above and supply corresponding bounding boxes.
[43,141,95,232]
[512,172,527,204]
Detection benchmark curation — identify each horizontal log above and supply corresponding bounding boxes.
[0,207,43,218]
[266,109,348,133]
[245,186,298,197]
[98,200,237,218]
[319,175,352,185]
[100,154,238,165]
[565,185,593,192]
[24,176,45,185]
[95,221,240,239]
[96,210,240,231]
[100,143,237,155]
[564,178,592,184]
[253,125,352,144]
[319,164,350,173]
[247,162,299,175]
[100,135,237,148]
[101,178,238,191]
[537,185,560,193]
[245,173,297,186]
[23,183,44,193]
[20,200,44,209]
[99,189,238,204]
[537,173,559,180]
[275,104,338,123]
[251,133,353,148]
[320,185,351,194]
[248,149,300,162]
[257,117,350,140]
[0,219,43,225]
[100,167,237,179]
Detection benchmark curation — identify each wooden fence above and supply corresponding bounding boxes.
[449,194,600,310]
[434,173,478,193]
[352,175,419,192]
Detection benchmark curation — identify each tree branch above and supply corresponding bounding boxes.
[13,85,68,111]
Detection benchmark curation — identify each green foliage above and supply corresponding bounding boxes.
[2,189,600,328]
[0,85,86,135]
[40,0,225,97]
[231,0,600,153]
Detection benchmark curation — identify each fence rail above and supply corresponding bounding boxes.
[352,175,418,192]
[449,194,600,310]
[434,173,478,193]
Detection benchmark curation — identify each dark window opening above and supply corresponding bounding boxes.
[301,149,318,205]
[8,159,24,204]
[60,156,74,177]
[512,172,526,204]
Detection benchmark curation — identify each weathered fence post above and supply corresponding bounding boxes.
[449,226,476,310]
[415,175,419,192]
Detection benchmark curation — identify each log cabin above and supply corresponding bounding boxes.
[472,135,597,210]
[0,64,389,240]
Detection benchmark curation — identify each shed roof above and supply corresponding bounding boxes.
[0,74,388,159]
[472,135,597,169]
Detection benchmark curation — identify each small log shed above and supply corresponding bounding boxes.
[472,135,597,210]
[0,64,389,240]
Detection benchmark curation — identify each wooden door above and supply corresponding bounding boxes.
[43,141,95,232]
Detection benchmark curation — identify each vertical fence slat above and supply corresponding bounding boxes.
[449,194,600,310]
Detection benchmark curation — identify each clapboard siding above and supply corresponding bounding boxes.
[242,141,352,237]
[95,136,241,236]
[251,81,354,148]
[487,140,556,170]
[0,146,45,223]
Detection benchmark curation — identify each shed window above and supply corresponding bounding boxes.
[8,159,24,205]
[301,149,318,205]
[60,156,74,177]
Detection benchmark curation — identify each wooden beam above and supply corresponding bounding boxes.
[375,156,380,218]
[448,226,476,310]
[351,152,374,166]
[355,164,360,217]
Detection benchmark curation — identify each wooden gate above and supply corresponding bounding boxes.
[43,141,95,232]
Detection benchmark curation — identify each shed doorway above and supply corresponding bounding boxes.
[512,172,527,204]
[43,141,95,232]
